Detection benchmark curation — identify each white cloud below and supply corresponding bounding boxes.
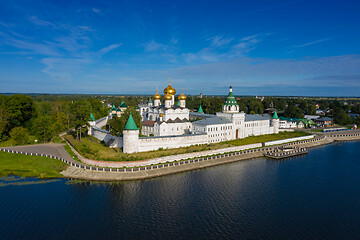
[99,43,122,54]
[28,16,56,28]
[144,40,165,52]
[208,35,234,47]
[294,38,332,48]
[41,57,90,81]
[92,8,101,13]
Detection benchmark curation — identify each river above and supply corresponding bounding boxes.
[0,141,359,239]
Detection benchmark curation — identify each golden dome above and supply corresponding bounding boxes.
[153,89,161,100]
[164,93,172,100]
[178,90,186,100]
[159,113,163,117]
[163,80,176,95]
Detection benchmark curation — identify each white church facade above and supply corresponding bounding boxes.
[88,82,279,153]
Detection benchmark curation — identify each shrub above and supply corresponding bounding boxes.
[10,127,29,145]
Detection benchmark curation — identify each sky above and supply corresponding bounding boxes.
[0,0,360,96]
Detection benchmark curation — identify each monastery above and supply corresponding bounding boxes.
[88,82,279,153]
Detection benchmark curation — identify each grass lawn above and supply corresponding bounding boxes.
[0,151,68,179]
[223,131,310,146]
[64,131,310,162]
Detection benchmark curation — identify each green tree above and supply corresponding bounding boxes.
[332,108,351,125]
[32,116,54,143]
[248,99,264,114]
[71,100,91,141]
[6,94,35,129]
[10,126,29,145]
[85,98,108,119]
[284,104,304,118]
[299,100,316,115]
[201,97,223,114]
[36,101,52,116]
[108,107,142,135]
[0,96,9,140]
[351,104,360,114]
[55,112,69,131]
[354,116,360,126]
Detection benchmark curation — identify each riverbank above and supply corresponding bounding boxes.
[1,131,359,181]
[61,132,360,181]
[0,151,67,178]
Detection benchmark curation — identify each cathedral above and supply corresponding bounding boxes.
[139,81,191,137]
[139,82,279,144]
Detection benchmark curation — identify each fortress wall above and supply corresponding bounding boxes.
[243,120,274,138]
[138,134,208,152]
[91,127,122,148]
[95,117,108,128]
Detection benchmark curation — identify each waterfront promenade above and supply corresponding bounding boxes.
[1,130,359,181]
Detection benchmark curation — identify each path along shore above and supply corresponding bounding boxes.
[2,131,360,181]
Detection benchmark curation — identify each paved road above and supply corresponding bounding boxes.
[1,143,74,162]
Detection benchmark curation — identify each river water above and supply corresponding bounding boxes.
[0,141,359,240]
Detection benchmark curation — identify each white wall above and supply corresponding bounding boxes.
[243,120,273,137]
[91,127,122,148]
[264,135,314,146]
[138,133,208,152]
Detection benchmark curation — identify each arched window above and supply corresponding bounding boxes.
[228,106,231,111]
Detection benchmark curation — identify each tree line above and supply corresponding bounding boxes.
[0,94,109,145]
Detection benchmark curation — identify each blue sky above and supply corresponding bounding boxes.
[0,0,360,96]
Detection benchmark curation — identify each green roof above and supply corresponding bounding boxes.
[89,113,96,121]
[176,101,180,106]
[120,101,127,108]
[224,90,239,107]
[124,112,138,130]
[116,107,121,112]
[273,109,279,119]
[197,104,204,113]
[111,104,116,111]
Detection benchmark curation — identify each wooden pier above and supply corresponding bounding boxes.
[264,147,308,160]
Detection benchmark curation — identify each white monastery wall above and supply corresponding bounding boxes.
[138,133,208,152]
[158,122,192,136]
[95,117,108,128]
[204,124,234,143]
[243,120,274,137]
[91,127,121,148]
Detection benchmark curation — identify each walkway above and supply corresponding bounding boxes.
[1,143,79,166]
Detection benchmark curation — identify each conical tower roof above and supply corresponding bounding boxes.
[89,113,96,121]
[120,101,127,108]
[273,109,279,119]
[111,104,116,111]
[197,104,204,113]
[124,112,138,130]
